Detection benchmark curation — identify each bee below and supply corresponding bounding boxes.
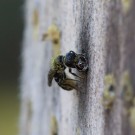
[48,51,88,91]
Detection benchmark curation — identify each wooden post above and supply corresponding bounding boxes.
[20,0,135,135]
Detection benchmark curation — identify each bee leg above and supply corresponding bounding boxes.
[61,78,79,90]
[69,68,83,79]
[48,69,56,86]
[65,78,81,82]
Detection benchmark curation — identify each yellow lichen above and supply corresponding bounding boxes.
[121,0,132,13]
[121,71,133,106]
[42,24,61,57]
[76,127,80,135]
[102,74,116,110]
[129,98,135,132]
[50,115,58,135]
[32,8,39,40]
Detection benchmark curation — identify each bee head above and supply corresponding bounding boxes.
[75,55,88,72]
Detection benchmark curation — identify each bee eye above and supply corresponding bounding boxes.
[65,51,76,67]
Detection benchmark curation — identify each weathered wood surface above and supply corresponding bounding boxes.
[20,0,135,135]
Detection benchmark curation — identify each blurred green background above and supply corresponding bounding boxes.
[0,0,23,135]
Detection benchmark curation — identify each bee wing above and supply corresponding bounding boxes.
[48,69,56,86]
